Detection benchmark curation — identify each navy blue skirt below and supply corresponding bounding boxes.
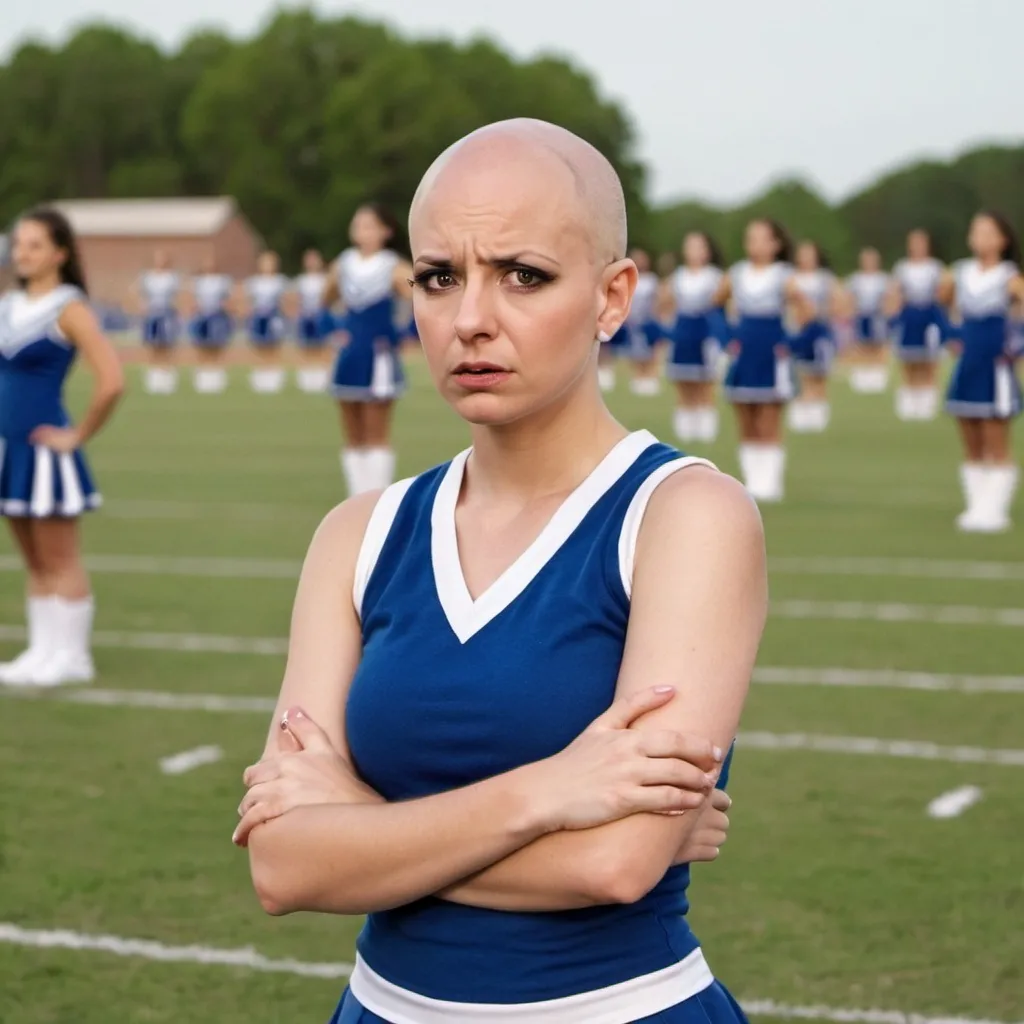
[249,312,287,347]
[790,320,835,376]
[142,313,178,347]
[856,314,887,345]
[894,304,945,362]
[668,314,719,382]
[298,311,335,347]
[190,311,233,349]
[330,979,748,1024]
[0,438,101,518]
[946,316,1022,419]
[723,316,796,403]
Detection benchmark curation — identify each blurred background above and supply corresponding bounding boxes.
[0,3,1021,1023]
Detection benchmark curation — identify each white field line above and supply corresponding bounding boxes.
[737,732,1024,767]
[751,667,1024,694]
[770,557,1024,582]
[927,785,984,820]
[0,626,288,655]
[3,685,1023,768]
[158,745,224,775]
[772,601,1024,628]
[3,554,1021,582]
[0,924,1018,1024]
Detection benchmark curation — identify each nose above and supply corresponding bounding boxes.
[452,274,499,345]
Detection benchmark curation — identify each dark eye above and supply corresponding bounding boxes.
[513,269,539,287]
[433,272,456,289]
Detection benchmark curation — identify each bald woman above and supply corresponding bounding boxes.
[235,119,766,1024]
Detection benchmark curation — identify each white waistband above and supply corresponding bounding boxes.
[348,947,714,1024]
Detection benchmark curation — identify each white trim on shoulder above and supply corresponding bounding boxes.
[352,477,416,619]
[432,430,659,644]
[348,948,714,1024]
[618,456,718,598]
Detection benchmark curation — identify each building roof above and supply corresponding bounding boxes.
[52,197,239,237]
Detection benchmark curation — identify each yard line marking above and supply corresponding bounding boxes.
[741,1000,1019,1024]
[0,626,288,655]
[0,923,351,979]
[927,785,984,819]
[0,924,1018,1024]
[158,745,224,775]
[770,556,1024,582]
[751,667,1024,694]
[4,553,1021,583]
[737,732,1024,767]
[773,600,1024,628]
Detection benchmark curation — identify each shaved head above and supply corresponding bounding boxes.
[410,118,628,263]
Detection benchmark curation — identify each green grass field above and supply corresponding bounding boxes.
[1,356,1022,1024]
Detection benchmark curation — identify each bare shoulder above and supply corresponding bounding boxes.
[640,465,764,554]
[307,490,386,568]
[58,298,100,335]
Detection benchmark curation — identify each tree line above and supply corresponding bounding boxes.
[1,10,1021,271]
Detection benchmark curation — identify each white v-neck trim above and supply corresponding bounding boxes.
[432,430,658,644]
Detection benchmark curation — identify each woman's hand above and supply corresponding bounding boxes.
[674,788,731,865]
[233,707,382,847]
[29,425,82,453]
[530,686,723,833]
[726,340,741,357]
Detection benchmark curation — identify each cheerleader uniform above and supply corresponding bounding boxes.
[0,285,99,686]
[788,269,836,433]
[666,265,725,443]
[946,259,1021,532]
[847,269,891,393]
[329,248,404,403]
[245,273,289,393]
[139,270,181,349]
[722,261,794,502]
[189,273,234,394]
[333,429,746,1024]
[892,258,945,420]
[625,271,664,396]
[293,270,332,393]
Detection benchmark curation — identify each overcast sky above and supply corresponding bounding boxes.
[3,0,1021,205]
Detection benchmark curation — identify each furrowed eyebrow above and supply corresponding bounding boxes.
[413,252,560,270]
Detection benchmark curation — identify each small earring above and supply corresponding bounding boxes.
[597,329,611,343]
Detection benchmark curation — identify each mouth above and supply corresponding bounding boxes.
[451,362,512,390]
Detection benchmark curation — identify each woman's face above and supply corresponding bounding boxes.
[907,230,931,260]
[257,251,279,275]
[744,221,779,265]
[12,219,64,284]
[859,248,881,273]
[682,233,710,268]
[303,249,324,273]
[349,208,392,253]
[967,215,1006,262]
[410,140,633,428]
[629,248,651,274]
[795,242,819,272]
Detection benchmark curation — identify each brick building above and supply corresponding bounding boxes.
[49,197,263,309]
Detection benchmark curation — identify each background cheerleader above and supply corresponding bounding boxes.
[132,249,181,395]
[846,246,891,393]
[663,230,726,443]
[788,240,842,433]
[241,250,289,394]
[891,229,946,420]
[187,255,234,394]
[624,247,664,396]
[0,207,124,687]
[941,211,1023,533]
[291,248,332,393]
[719,218,811,502]
[326,203,413,496]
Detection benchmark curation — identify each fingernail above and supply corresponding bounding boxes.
[279,711,289,730]
[653,685,675,694]
[231,828,240,845]
[666,809,687,816]
[713,746,724,761]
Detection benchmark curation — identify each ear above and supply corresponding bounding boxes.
[596,258,638,340]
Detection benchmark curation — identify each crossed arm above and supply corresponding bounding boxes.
[244,468,766,916]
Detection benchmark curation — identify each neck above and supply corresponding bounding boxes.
[358,245,384,258]
[466,364,627,501]
[977,254,1001,269]
[24,274,61,297]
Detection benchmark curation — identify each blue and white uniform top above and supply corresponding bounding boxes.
[893,258,943,308]
[192,274,233,316]
[792,269,834,322]
[730,260,792,318]
[847,270,890,343]
[0,286,100,517]
[619,271,662,357]
[723,262,796,402]
[330,248,405,401]
[295,272,327,318]
[245,274,288,315]
[140,271,181,316]
[341,430,735,1023]
[946,259,1022,419]
[666,266,725,381]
